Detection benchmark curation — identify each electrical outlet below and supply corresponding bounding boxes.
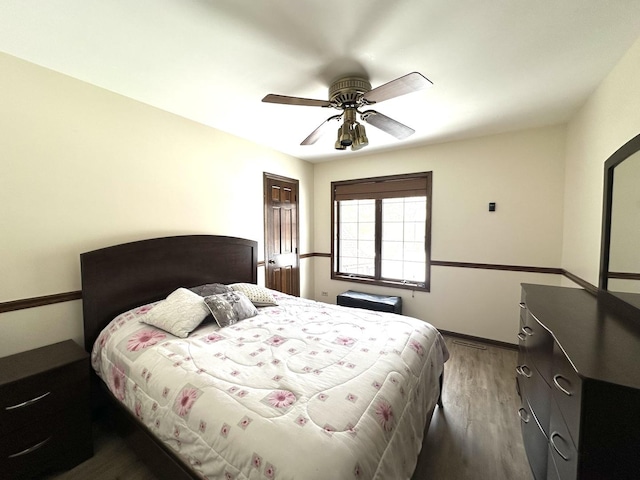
[321,291,328,296]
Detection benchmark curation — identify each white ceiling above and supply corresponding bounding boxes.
[2,1,640,163]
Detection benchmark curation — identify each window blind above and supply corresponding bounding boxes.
[334,176,428,201]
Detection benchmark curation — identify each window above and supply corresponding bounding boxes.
[331,172,432,291]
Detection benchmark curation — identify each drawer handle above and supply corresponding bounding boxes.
[5,391,51,410]
[517,407,530,423]
[519,302,526,309]
[7,436,51,458]
[521,326,534,336]
[550,431,570,461]
[516,365,532,378]
[553,375,573,396]
[517,333,526,341]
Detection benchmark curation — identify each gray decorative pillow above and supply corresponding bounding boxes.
[204,291,259,328]
[228,283,278,306]
[139,288,210,338]
[190,283,233,297]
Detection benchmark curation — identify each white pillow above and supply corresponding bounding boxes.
[229,283,278,306]
[139,288,209,338]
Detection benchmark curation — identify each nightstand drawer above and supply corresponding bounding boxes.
[0,340,93,478]
[0,361,89,431]
[0,404,92,479]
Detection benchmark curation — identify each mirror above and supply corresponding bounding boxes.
[609,150,640,293]
[600,133,640,311]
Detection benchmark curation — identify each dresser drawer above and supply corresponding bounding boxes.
[546,445,562,480]
[516,346,525,398]
[518,305,527,353]
[520,310,554,384]
[517,350,551,436]
[0,360,89,431]
[517,293,527,347]
[551,342,582,446]
[519,290,527,326]
[548,396,578,480]
[546,447,560,480]
[519,398,548,480]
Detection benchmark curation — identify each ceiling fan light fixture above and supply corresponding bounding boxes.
[335,127,348,150]
[351,139,364,151]
[353,123,368,148]
[338,123,352,146]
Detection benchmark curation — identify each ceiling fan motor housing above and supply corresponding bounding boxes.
[329,76,371,107]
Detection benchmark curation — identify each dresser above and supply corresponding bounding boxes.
[0,340,93,479]
[516,284,640,480]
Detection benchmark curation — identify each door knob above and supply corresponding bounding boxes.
[268,260,276,264]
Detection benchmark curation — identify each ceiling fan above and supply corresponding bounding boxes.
[262,72,433,151]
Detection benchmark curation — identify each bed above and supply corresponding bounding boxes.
[81,235,448,480]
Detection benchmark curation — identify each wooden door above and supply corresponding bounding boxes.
[264,173,300,296]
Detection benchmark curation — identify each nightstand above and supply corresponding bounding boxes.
[0,340,93,479]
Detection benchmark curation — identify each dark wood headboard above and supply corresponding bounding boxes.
[80,235,258,352]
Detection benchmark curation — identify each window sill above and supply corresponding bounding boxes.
[331,273,430,292]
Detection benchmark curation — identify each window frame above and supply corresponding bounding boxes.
[331,172,432,292]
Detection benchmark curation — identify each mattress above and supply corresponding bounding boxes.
[92,291,448,480]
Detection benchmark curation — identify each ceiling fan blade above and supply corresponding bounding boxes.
[363,72,433,104]
[262,94,332,108]
[361,111,415,140]
[301,115,342,145]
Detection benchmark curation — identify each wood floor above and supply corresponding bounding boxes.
[46,335,532,480]
[413,337,532,479]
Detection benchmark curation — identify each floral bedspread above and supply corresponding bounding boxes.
[92,292,449,480]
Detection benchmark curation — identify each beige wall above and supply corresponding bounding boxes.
[4,31,640,356]
[312,126,568,343]
[562,36,640,286]
[0,53,314,357]
[313,34,640,344]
